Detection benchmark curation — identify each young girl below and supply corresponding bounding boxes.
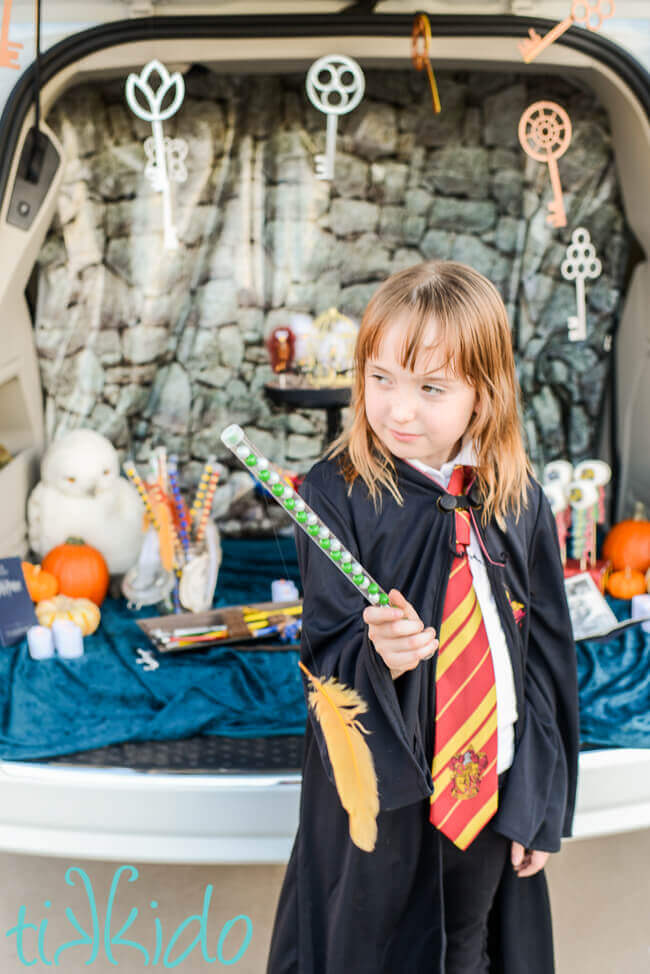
[267,260,579,974]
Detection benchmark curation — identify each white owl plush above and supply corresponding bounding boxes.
[27,429,144,574]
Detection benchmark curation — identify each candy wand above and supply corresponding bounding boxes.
[220,424,391,607]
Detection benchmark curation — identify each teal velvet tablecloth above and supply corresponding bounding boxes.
[0,536,648,761]
[576,596,650,749]
[0,537,307,761]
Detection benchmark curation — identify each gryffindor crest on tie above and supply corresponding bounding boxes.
[450,748,489,800]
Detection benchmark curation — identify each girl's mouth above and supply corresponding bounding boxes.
[390,430,420,441]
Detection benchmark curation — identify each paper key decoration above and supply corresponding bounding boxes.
[519,1,615,64]
[518,101,572,228]
[0,0,22,69]
[221,424,391,606]
[411,13,441,114]
[305,54,365,181]
[125,59,188,251]
[561,228,602,342]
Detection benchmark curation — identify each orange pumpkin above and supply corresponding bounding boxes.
[21,562,59,602]
[42,537,110,607]
[606,566,647,600]
[602,503,650,574]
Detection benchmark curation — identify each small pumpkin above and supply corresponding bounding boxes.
[21,562,59,602]
[42,537,109,607]
[606,566,647,600]
[602,502,650,574]
[35,595,101,636]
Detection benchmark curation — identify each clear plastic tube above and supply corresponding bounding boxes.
[220,424,390,606]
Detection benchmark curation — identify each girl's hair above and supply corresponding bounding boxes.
[322,260,535,530]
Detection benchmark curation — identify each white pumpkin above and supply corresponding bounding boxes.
[36,595,101,636]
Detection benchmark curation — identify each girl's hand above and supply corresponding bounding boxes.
[511,841,550,877]
[362,588,438,681]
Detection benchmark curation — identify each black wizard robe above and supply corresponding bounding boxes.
[267,451,579,974]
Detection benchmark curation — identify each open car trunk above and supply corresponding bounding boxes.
[0,8,648,865]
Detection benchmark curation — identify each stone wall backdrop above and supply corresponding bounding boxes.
[33,65,632,536]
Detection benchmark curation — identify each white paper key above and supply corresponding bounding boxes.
[125,59,188,251]
[561,228,602,341]
[305,54,365,181]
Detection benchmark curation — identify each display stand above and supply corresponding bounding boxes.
[264,381,351,444]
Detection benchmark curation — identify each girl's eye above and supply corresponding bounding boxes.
[369,374,444,394]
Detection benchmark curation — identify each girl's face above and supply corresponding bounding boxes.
[364,317,478,470]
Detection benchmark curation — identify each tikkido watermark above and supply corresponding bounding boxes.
[6,865,252,968]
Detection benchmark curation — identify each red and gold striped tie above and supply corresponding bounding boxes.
[429,464,498,850]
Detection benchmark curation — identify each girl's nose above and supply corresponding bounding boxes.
[391,399,417,422]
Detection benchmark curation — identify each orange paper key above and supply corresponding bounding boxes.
[0,0,23,69]
[519,0,615,64]
[518,102,572,229]
[411,13,441,114]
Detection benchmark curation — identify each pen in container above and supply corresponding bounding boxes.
[152,626,228,642]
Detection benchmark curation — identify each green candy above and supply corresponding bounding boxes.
[284,497,296,510]
[331,550,342,561]
[308,524,320,536]
[342,562,353,573]
[368,583,379,594]
[259,469,270,482]
[320,538,331,549]
[353,573,364,585]
[272,483,285,497]
[245,454,257,466]
[379,593,390,605]
[296,511,307,523]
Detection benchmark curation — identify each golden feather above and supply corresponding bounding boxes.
[299,661,379,852]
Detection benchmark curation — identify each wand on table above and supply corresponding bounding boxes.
[220,424,391,607]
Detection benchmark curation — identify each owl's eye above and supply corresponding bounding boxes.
[67,476,76,483]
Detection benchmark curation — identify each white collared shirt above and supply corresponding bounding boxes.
[407,438,518,774]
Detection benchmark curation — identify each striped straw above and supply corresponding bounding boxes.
[190,456,217,532]
[157,447,170,498]
[123,460,160,531]
[195,467,220,544]
[168,454,192,558]
[149,480,185,569]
